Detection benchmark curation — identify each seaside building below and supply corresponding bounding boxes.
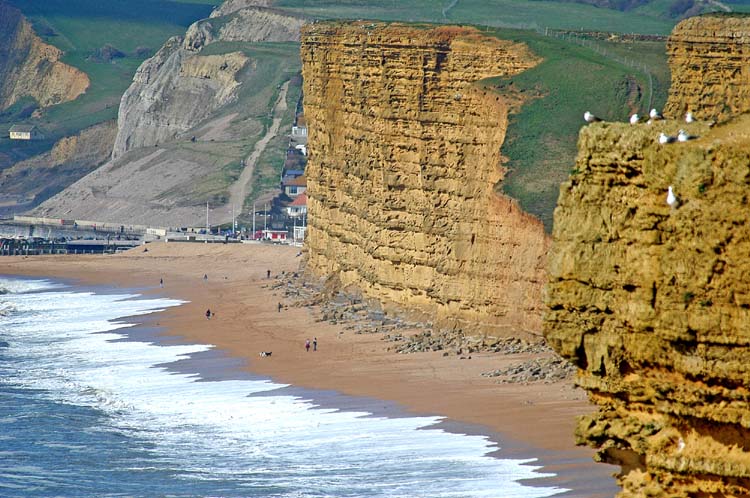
[286,192,307,217]
[282,175,307,198]
[9,124,44,140]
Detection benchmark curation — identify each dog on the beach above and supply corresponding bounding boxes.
[259,351,272,357]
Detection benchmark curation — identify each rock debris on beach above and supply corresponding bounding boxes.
[273,270,573,384]
[481,357,576,384]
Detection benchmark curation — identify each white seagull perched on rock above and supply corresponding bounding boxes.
[649,108,664,120]
[658,132,676,144]
[678,129,698,142]
[629,113,640,124]
[584,111,601,123]
[667,186,678,207]
[685,112,694,123]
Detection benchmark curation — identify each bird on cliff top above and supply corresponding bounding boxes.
[649,108,664,120]
[629,113,640,124]
[667,186,679,207]
[658,132,676,144]
[678,129,698,142]
[584,111,601,123]
[685,112,695,123]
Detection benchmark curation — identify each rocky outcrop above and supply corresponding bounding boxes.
[301,23,549,338]
[545,116,750,497]
[0,2,89,110]
[210,0,272,17]
[665,14,750,123]
[111,6,305,159]
[111,36,248,159]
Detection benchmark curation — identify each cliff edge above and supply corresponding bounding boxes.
[545,116,750,496]
[0,2,89,110]
[547,14,750,495]
[301,23,549,338]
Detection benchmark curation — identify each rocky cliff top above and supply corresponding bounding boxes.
[665,13,750,122]
[545,114,750,496]
[301,22,549,338]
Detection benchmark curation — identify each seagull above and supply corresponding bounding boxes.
[678,129,698,142]
[658,132,676,144]
[667,186,678,207]
[685,112,694,123]
[584,111,601,123]
[629,113,640,124]
[649,108,664,120]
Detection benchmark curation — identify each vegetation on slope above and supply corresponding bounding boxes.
[481,29,669,230]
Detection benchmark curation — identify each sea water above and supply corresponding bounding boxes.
[0,276,565,497]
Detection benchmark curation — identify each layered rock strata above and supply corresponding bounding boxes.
[0,2,89,110]
[301,23,549,337]
[545,116,750,497]
[665,14,750,122]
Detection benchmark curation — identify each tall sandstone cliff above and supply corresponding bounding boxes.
[665,14,750,122]
[301,23,549,337]
[0,2,89,110]
[546,17,750,495]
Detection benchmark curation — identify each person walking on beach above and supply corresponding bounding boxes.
[313,337,317,352]
[160,278,163,288]
[203,274,208,282]
[267,269,271,279]
[206,308,211,320]
[278,302,282,313]
[305,339,310,352]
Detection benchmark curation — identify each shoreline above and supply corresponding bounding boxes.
[0,242,617,495]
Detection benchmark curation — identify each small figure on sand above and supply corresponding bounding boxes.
[206,308,211,320]
[313,337,317,351]
[278,302,282,313]
[267,269,271,279]
[203,274,208,281]
[305,339,310,352]
[160,278,163,288]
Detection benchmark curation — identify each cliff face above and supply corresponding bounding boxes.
[0,2,89,110]
[665,14,750,122]
[111,36,248,159]
[301,23,549,337]
[545,116,750,497]
[111,6,305,159]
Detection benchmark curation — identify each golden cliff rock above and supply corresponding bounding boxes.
[0,3,89,110]
[301,22,549,338]
[546,115,750,496]
[547,13,750,496]
[665,14,750,122]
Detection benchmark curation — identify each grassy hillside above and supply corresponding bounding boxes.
[480,29,669,230]
[276,0,676,33]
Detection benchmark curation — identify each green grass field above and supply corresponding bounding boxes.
[276,0,676,33]
[476,28,669,230]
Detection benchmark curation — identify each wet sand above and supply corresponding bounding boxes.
[0,241,617,495]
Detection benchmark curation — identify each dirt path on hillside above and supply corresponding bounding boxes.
[224,81,290,222]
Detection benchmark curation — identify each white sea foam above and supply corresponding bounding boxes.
[0,279,566,497]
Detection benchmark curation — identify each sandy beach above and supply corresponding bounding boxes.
[0,242,616,495]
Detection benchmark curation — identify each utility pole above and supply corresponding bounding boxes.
[206,201,209,234]
[252,202,256,240]
[263,204,268,235]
